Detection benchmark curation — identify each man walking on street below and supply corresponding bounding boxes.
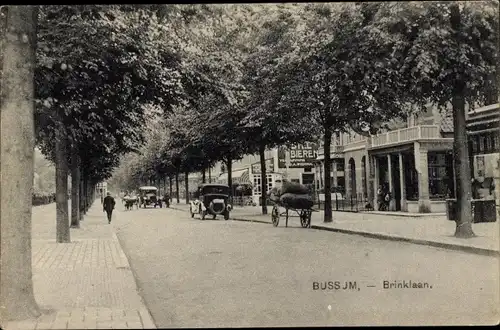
[103,192,116,224]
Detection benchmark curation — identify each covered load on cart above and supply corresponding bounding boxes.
[269,181,315,228]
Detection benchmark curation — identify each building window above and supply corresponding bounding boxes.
[428,152,454,199]
[337,177,345,194]
[304,167,312,173]
[253,176,261,196]
[493,134,499,152]
[336,159,345,172]
[267,175,273,193]
[472,136,479,154]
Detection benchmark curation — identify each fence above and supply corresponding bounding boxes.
[316,193,373,212]
[232,196,255,207]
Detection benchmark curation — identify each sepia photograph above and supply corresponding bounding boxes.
[0,2,499,328]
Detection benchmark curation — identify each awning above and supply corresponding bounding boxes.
[218,169,251,185]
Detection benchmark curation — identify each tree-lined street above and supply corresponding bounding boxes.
[114,206,499,327]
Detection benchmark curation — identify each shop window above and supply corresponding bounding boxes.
[304,167,312,172]
[428,152,454,199]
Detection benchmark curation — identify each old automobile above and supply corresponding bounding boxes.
[190,184,232,220]
[138,186,161,208]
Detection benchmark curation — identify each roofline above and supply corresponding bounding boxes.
[138,186,158,190]
[468,103,499,115]
[198,183,230,187]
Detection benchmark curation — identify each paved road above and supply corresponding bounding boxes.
[114,204,499,327]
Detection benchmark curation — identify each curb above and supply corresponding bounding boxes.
[169,206,271,225]
[362,212,447,218]
[112,230,157,329]
[169,205,499,257]
[231,217,271,225]
[310,225,500,257]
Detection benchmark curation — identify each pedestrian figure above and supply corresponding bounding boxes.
[103,192,116,224]
[377,185,384,211]
[384,190,391,211]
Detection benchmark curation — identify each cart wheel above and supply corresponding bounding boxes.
[271,206,279,227]
[300,211,309,228]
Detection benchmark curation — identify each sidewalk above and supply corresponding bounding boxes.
[169,200,499,256]
[4,201,156,330]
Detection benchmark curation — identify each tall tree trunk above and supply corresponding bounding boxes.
[169,175,173,201]
[55,130,70,242]
[175,171,180,203]
[259,143,268,214]
[202,167,206,183]
[452,90,475,238]
[163,176,166,196]
[323,127,333,222]
[70,146,80,228]
[208,166,212,183]
[83,177,88,213]
[226,155,233,202]
[450,4,474,238]
[0,5,41,321]
[185,171,190,204]
[79,177,84,220]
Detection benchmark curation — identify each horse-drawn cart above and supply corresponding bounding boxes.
[271,202,315,228]
[269,181,316,228]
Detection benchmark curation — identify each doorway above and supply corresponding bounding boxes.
[378,154,402,211]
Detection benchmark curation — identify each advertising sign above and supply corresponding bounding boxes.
[251,158,274,174]
[278,143,319,168]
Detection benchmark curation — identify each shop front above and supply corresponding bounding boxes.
[217,168,253,204]
[249,158,284,206]
[464,103,499,222]
[370,137,454,213]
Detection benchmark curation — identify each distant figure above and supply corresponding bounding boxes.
[164,193,170,207]
[103,192,116,224]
